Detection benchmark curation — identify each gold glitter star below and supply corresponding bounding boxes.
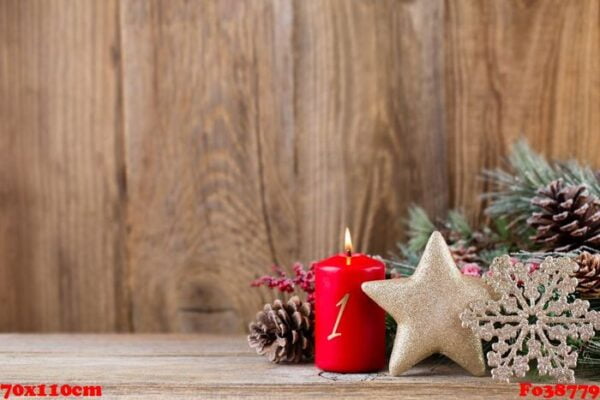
[362,232,492,376]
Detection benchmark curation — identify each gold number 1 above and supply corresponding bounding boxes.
[327,293,350,340]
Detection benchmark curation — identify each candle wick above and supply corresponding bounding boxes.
[346,250,351,266]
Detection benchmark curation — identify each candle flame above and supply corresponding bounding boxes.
[344,227,353,254]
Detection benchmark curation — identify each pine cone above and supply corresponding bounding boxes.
[247,296,313,363]
[574,252,600,299]
[527,179,600,252]
[449,242,480,266]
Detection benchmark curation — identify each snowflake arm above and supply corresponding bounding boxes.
[460,255,600,383]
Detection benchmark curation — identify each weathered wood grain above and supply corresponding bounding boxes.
[292,0,448,260]
[0,0,598,333]
[120,0,296,333]
[445,0,600,221]
[120,0,448,333]
[0,334,532,399]
[0,0,129,331]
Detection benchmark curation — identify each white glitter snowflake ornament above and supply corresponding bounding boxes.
[460,255,600,383]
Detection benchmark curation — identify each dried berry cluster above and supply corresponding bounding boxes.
[251,262,315,303]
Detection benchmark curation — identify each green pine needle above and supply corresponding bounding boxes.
[446,210,472,239]
[483,140,600,238]
[385,314,397,357]
[384,139,600,379]
[406,206,436,252]
[386,244,419,276]
[577,336,600,381]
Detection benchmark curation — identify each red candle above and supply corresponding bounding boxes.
[315,228,386,372]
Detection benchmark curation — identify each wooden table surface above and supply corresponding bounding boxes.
[0,334,546,399]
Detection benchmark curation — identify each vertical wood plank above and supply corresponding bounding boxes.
[121,0,446,332]
[0,0,128,331]
[1,0,596,333]
[445,0,600,220]
[293,0,447,262]
[121,0,293,332]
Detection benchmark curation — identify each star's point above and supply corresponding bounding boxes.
[361,231,492,376]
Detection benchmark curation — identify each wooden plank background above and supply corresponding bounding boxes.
[0,0,597,333]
